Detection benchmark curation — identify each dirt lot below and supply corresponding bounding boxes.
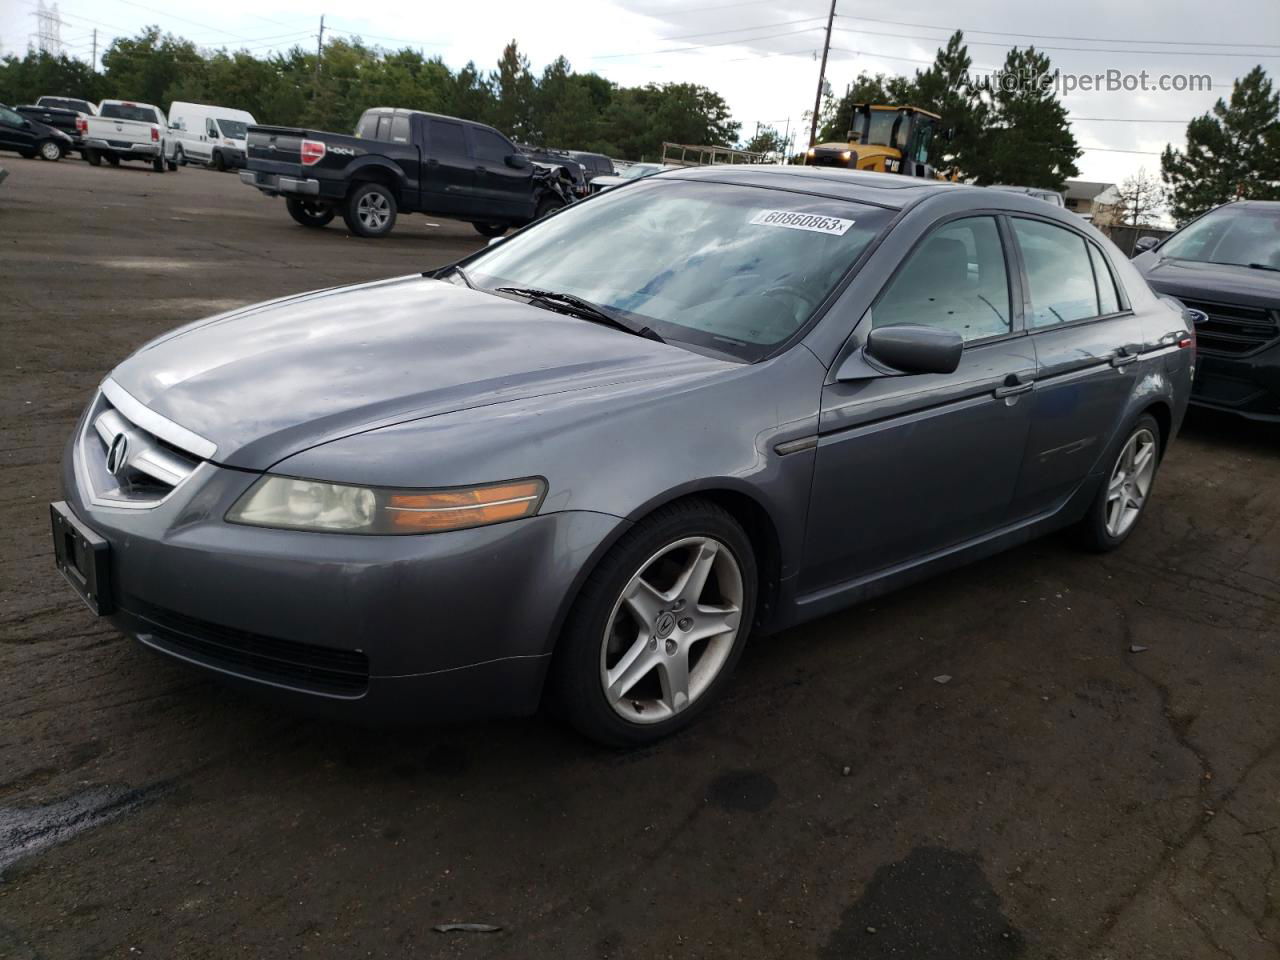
[2,155,1279,960]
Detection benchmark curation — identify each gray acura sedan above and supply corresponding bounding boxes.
[53,166,1194,745]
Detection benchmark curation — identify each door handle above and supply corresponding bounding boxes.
[993,371,1035,399]
[426,158,439,166]
[1111,350,1139,368]
[475,166,487,173]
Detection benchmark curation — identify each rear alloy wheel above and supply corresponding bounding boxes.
[473,222,508,238]
[39,140,63,161]
[1077,413,1162,552]
[553,499,756,746]
[287,197,336,229]
[343,183,397,238]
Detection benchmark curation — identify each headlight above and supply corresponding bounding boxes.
[841,150,851,160]
[806,147,815,157]
[227,476,546,534]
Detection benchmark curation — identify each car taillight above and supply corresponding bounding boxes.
[76,116,87,134]
[150,126,159,142]
[300,139,326,166]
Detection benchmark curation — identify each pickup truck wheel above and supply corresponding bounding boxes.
[85,149,101,166]
[152,155,165,173]
[287,197,336,229]
[105,155,119,167]
[39,140,63,161]
[343,183,398,238]
[535,196,566,220]
[166,157,178,171]
[473,222,508,238]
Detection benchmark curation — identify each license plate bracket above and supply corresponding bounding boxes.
[50,501,112,616]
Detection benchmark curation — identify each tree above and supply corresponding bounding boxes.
[912,31,986,179]
[0,50,106,105]
[101,27,204,106]
[490,41,535,141]
[1103,168,1166,227]
[1161,66,1280,223]
[741,125,786,157]
[819,72,916,143]
[973,46,1080,188]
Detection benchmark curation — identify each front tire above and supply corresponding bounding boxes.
[212,151,226,172]
[287,197,336,228]
[473,222,508,238]
[342,182,397,238]
[534,195,565,220]
[39,140,63,161]
[1076,413,1162,552]
[551,499,757,746]
[152,155,165,173]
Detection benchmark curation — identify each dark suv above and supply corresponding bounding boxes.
[1133,201,1280,422]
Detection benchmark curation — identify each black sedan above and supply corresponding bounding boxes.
[0,102,73,161]
[1134,201,1280,422]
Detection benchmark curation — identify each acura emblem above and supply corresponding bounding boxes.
[105,433,130,476]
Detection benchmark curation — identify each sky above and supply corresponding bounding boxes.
[4,0,1280,188]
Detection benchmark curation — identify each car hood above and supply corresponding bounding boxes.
[108,275,730,470]
[1135,255,1280,308]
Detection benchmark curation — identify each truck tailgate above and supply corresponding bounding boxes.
[247,125,305,171]
[86,116,154,145]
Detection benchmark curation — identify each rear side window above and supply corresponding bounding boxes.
[429,119,467,156]
[1013,219,1102,328]
[390,115,410,144]
[873,216,1012,342]
[468,127,513,163]
[1089,244,1121,315]
[355,112,380,139]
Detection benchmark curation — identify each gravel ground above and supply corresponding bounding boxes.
[1,155,1278,960]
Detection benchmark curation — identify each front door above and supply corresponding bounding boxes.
[0,105,35,153]
[465,125,533,219]
[1006,217,1151,517]
[801,215,1036,594]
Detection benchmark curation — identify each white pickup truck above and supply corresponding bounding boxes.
[77,100,176,172]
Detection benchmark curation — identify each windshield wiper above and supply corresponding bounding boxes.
[436,263,475,288]
[494,287,665,343]
[1247,262,1280,273]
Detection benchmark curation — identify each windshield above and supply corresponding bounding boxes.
[100,103,158,123]
[1160,204,1280,269]
[622,164,662,180]
[465,179,891,361]
[217,119,248,140]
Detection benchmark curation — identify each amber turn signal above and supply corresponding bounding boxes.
[387,479,546,532]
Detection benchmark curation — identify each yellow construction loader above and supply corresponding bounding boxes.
[805,104,950,179]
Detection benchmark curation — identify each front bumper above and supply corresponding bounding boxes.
[83,137,159,159]
[1191,344,1280,422]
[59,446,624,722]
[240,169,320,196]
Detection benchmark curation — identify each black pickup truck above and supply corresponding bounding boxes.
[241,108,571,238]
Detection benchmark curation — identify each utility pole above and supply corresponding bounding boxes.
[808,0,837,148]
[314,15,325,83]
[90,28,97,72]
[782,116,791,164]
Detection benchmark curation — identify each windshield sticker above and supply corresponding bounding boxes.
[750,210,855,236]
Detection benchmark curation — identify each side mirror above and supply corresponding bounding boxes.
[1133,236,1160,255]
[506,153,530,170]
[850,325,963,377]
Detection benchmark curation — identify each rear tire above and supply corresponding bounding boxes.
[166,157,178,171]
[152,155,165,173]
[287,197,336,229]
[1075,413,1162,553]
[473,222,508,238]
[39,140,63,161]
[342,182,397,238]
[85,149,101,166]
[550,499,757,747]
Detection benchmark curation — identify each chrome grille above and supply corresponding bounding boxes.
[76,380,212,509]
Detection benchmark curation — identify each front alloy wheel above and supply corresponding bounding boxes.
[39,140,63,161]
[602,537,744,724]
[553,499,756,746]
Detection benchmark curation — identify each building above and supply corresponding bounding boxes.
[1063,180,1119,220]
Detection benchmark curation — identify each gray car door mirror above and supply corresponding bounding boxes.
[838,324,964,380]
[1133,236,1160,255]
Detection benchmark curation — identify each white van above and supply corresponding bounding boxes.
[168,102,257,171]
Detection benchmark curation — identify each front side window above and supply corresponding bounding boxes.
[468,127,513,163]
[466,180,892,361]
[1159,203,1280,269]
[1013,218,1102,328]
[873,216,1012,342]
[0,106,23,127]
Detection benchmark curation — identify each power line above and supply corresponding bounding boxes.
[650,15,827,44]
[836,12,1280,51]
[595,24,824,58]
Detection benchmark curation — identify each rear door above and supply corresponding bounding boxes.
[1007,217,1150,517]
[801,215,1037,593]
[420,117,473,215]
[465,125,532,218]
